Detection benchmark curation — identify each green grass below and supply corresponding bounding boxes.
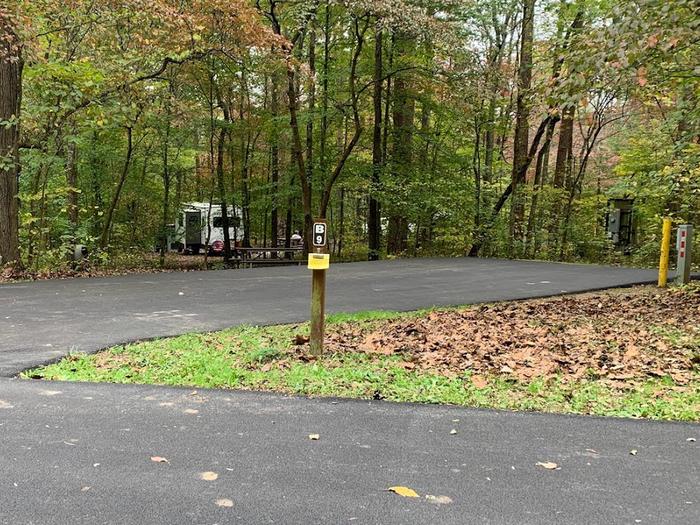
[25,308,700,422]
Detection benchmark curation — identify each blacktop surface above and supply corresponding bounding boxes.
[0,257,664,376]
[1,258,698,524]
[1,379,698,524]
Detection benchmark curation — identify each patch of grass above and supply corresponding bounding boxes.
[247,347,283,364]
[326,309,408,324]
[26,320,700,422]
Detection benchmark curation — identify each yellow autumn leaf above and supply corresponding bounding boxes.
[388,486,419,498]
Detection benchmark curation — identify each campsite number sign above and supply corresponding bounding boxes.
[313,222,327,248]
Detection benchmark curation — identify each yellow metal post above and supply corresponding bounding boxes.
[658,217,672,287]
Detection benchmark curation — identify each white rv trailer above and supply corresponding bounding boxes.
[172,202,243,255]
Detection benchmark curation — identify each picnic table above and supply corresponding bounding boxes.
[234,246,304,268]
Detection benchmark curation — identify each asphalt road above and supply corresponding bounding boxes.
[0,378,697,524]
[0,258,662,376]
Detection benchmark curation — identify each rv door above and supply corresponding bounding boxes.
[185,211,202,245]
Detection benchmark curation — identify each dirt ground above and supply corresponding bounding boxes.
[307,285,700,385]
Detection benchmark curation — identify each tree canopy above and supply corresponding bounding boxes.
[1,0,698,272]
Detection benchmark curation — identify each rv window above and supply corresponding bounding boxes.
[213,217,240,229]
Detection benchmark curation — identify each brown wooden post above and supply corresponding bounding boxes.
[309,219,329,356]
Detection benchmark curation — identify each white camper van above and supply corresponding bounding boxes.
[172,202,243,255]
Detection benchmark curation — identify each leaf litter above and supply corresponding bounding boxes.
[298,286,700,385]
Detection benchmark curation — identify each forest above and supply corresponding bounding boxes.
[0,0,698,274]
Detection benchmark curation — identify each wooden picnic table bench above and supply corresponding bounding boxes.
[234,246,304,268]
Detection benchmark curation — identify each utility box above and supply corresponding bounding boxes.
[606,199,635,247]
[676,224,693,284]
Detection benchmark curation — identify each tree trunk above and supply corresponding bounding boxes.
[525,118,556,256]
[387,32,414,255]
[368,25,383,261]
[0,11,22,267]
[66,135,80,240]
[160,105,171,267]
[306,22,316,206]
[509,0,535,251]
[216,127,232,262]
[553,106,575,189]
[270,74,280,256]
[100,126,134,250]
[469,116,555,257]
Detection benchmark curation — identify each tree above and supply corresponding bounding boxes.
[0,7,22,267]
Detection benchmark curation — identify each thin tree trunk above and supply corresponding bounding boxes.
[510,0,535,251]
[368,24,383,260]
[525,118,556,256]
[270,74,280,256]
[66,134,79,240]
[318,17,368,218]
[160,102,171,267]
[306,22,316,207]
[100,126,134,249]
[469,116,556,257]
[337,187,345,258]
[216,127,232,262]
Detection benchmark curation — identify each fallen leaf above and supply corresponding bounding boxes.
[387,486,420,498]
[150,456,169,463]
[184,409,199,415]
[535,461,559,470]
[637,67,648,87]
[199,471,219,481]
[294,334,310,345]
[215,498,234,508]
[425,494,453,505]
[308,434,320,440]
[623,344,640,362]
[81,486,91,492]
[471,375,488,389]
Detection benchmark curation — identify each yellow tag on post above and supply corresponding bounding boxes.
[308,253,330,270]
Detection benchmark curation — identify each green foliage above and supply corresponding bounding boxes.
[9,0,700,271]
